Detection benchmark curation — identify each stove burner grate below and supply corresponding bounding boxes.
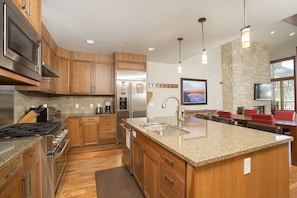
[0,121,62,138]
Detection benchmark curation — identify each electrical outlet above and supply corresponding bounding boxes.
[244,157,251,175]
[90,104,93,108]
[75,104,79,108]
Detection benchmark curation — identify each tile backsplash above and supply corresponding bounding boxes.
[14,91,114,122]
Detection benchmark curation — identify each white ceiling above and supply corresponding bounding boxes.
[42,0,297,64]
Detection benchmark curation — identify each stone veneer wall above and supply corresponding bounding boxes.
[221,39,271,114]
[14,91,113,122]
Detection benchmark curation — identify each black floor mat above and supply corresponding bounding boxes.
[95,166,144,198]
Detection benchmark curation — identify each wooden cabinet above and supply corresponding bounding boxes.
[0,156,23,198]
[55,47,71,94]
[23,141,41,198]
[115,52,146,71]
[98,115,116,144]
[159,147,186,198]
[81,117,100,146]
[70,61,93,94]
[93,63,114,95]
[133,130,160,197]
[133,129,186,198]
[0,141,41,198]
[133,134,144,190]
[12,0,41,35]
[67,115,117,148]
[67,117,83,148]
[70,61,114,95]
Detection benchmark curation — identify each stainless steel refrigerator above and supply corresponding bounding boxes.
[116,70,147,145]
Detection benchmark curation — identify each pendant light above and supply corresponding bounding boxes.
[241,0,251,48]
[177,37,183,73]
[198,17,207,64]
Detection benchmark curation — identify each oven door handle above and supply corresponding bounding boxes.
[54,139,69,159]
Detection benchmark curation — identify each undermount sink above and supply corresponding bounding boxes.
[140,122,189,136]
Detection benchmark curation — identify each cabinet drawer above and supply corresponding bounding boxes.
[160,162,185,198]
[23,141,41,168]
[100,115,116,122]
[81,117,99,121]
[159,147,186,179]
[0,156,23,188]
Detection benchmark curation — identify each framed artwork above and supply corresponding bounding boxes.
[180,78,207,105]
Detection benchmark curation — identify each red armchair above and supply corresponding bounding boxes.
[274,110,296,121]
[218,111,232,119]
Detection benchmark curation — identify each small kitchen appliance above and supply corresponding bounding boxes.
[104,101,112,114]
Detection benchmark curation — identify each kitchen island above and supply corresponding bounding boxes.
[124,116,293,198]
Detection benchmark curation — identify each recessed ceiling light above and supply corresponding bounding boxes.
[86,39,95,44]
[289,32,295,36]
[270,30,276,35]
[148,47,155,51]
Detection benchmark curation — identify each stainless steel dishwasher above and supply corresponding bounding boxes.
[121,123,133,174]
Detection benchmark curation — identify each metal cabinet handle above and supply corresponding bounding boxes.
[5,166,20,180]
[163,155,175,166]
[163,172,174,185]
[23,172,32,197]
[22,0,26,9]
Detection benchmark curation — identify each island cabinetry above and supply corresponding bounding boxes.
[98,115,116,144]
[133,130,160,198]
[159,147,186,198]
[23,140,41,198]
[115,52,146,71]
[81,117,100,146]
[67,117,83,148]
[186,143,289,198]
[12,0,41,35]
[0,156,23,198]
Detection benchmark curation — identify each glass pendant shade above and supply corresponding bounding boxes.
[241,26,250,48]
[202,49,207,64]
[178,62,182,73]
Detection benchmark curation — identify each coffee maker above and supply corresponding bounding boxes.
[104,101,112,114]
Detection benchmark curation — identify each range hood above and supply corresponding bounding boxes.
[42,61,59,78]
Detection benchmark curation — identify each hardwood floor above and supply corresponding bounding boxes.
[56,145,297,198]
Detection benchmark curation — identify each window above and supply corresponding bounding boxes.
[270,57,295,110]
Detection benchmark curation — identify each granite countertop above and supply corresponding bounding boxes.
[124,116,293,167]
[0,137,41,169]
[53,113,116,122]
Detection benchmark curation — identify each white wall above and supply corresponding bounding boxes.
[270,37,297,60]
[146,46,223,118]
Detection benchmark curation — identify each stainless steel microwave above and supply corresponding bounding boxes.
[0,0,41,82]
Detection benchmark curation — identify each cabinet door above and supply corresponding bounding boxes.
[81,117,99,146]
[12,0,41,35]
[67,117,83,148]
[23,141,41,198]
[93,63,114,95]
[55,56,70,94]
[0,156,23,198]
[143,147,160,198]
[70,61,92,94]
[133,138,144,190]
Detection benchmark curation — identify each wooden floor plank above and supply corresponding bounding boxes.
[56,145,297,198]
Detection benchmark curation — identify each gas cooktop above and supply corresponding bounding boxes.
[0,121,62,138]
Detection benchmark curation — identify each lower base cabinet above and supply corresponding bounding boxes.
[68,115,116,148]
[133,129,185,198]
[0,140,41,198]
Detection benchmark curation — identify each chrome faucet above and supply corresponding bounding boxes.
[161,96,184,127]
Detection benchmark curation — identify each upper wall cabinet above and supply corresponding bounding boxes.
[69,52,115,95]
[12,0,41,35]
[55,47,70,94]
[115,52,146,71]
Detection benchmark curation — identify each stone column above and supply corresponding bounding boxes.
[221,39,271,114]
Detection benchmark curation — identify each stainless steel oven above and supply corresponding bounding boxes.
[0,0,41,81]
